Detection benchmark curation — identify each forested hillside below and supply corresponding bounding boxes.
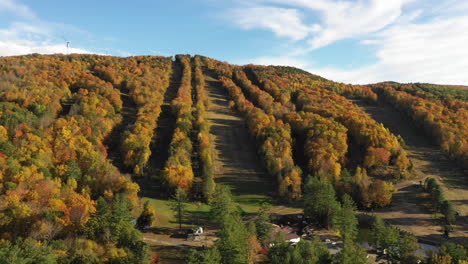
[0,54,466,263]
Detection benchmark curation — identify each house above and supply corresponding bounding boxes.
[270,224,301,245]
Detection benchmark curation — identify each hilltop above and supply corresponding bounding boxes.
[0,54,466,263]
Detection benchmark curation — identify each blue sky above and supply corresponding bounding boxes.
[1,0,467,84]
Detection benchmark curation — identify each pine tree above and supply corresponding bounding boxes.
[332,242,369,264]
[210,185,236,224]
[332,194,358,241]
[170,188,187,230]
[304,177,340,228]
[254,203,273,245]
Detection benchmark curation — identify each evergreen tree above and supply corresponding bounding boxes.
[112,193,133,222]
[291,239,332,264]
[170,188,187,230]
[216,207,249,264]
[210,185,236,224]
[85,196,112,240]
[440,200,456,225]
[186,247,222,264]
[268,236,331,264]
[372,216,399,260]
[425,177,437,193]
[399,234,421,264]
[431,186,444,212]
[254,203,273,245]
[372,216,420,263]
[0,238,58,264]
[332,194,358,241]
[209,185,249,264]
[267,232,291,264]
[332,242,369,264]
[304,177,340,228]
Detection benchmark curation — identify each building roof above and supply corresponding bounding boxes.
[270,224,300,241]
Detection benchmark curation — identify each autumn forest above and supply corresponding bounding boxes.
[0,54,466,263]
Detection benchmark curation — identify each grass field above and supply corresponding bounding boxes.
[142,192,301,229]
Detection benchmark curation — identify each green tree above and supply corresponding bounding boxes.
[85,197,112,241]
[216,208,249,264]
[304,177,340,228]
[0,238,58,264]
[254,203,273,245]
[170,187,187,230]
[112,221,151,263]
[372,216,399,260]
[64,160,82,181]
[267,232,291,264]
[291,238,331,264]
[332,194,358,241]
[440,242,468,263]
[332,242,369,264]
[210,185,236,224]
[208,185,249,264]
[186,247,222,264]
[399,234,420,263]
[431,186,444,212]
[203,175,216,204]
[112,193,133,222]
[268,235,331,264]
[440,200,456,225]
[425,177,437,193]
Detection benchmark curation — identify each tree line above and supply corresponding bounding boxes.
[371,83,467,171]
[163,55,195,191]
[215,71,302,200]
[192,56,216,202]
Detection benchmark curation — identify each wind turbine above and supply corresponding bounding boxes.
[61,36,71,55]
[66,41,71,55]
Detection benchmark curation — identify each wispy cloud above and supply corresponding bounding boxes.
[312,16,468,84]
[228,5,319,41]
[228,0,408,50]
[0,0,96,56]
[229,0,468,84]
[0,0,35,19]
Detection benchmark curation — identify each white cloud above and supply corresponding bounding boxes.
[0,20,95,56]
[0,40,92,56]
[228,6,315,41]
[307,16,468,85]
[0,0,35,19]
[297,0,405,49]
[0,0,96,56]
[229,0,408,50]
[230,0,468,85]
